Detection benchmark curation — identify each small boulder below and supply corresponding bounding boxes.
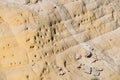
[92,67,100,76]
[84,65,92,74]
[76,54,82,60]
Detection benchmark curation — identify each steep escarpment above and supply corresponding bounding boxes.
[0,0,120,80]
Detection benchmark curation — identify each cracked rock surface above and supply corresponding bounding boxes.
[0,0,120,80]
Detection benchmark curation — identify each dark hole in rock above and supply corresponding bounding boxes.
[19,62,21,64]
[39,28,41,31]
[74,14,76,17]
[91,48,94,51]
[37,32,39,37]
[12,54,14,56]
[64,61,66,67]
[19,13,22,16]
[39,41,41,44]
[40,56,42,59]
[45,52,47,55]
[49,21,52,26]
[46,29,48,32]
[8,44,10,46]
[37,46,39,49]
[81,20,83,23]
[51,36,54,41]
[3,56,5,58]
[58,20,61,23]
[26,38,30,42]
[26,75,29,79]
[41,45,44,47]
[82,11,85,15]
[30,46,34,48]
[53,28,56,34]
[34,55,37,58]
[56,49,59,53]
[34,36,36,40]
[45,33,47,36]
[86,52,92,58]
[48,39,50,42]
[45,61,48,65]
[43,25,45,28]
[25,27,28,30]
[62,47,65,50]
[40,35,42,38]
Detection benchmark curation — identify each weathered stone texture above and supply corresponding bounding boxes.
[0,0,120,80]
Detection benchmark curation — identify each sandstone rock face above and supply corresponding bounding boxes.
[0,0,120,80]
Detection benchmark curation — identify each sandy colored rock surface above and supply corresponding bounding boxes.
[0,0,120,80]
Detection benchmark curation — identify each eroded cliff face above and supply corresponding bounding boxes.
[0,0,120,80]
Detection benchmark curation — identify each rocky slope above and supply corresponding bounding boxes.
[0,0,120,80]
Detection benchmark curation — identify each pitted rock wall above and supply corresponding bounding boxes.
[0,0,120,80]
